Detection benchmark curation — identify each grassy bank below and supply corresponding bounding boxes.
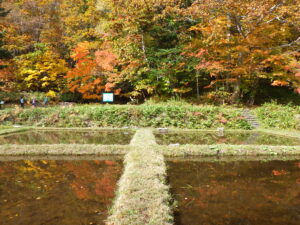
[165,155,300,162]
[1,102,299,130]
[158,144,300,157]
[257,128,300,139]
[107,129,173,225]
[0,126,31,136]
[0,104,251,129]
[254,102,300,130]
[0,144,129,156]
[1,143,299,157]
[107,147,173,225]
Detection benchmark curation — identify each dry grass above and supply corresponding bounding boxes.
[0,155,124,162]
[0,144,129,156]
[0,127,31,136]
[130,129,157,146]
[106,129,173,225]
[157,144,300,157]
[257,128,300,139]
[165,155,300,162]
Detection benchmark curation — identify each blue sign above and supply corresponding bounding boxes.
[103,93,114,103]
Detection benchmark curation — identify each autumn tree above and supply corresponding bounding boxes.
[2,0,56,48]
[183,0,300,103]
[1,0,299,103]
[14,43,68,94]
[65,42,120,100]
[96,0,199,99]
[0,0,10,69]
[0,0,13,90]
[60,0,100,53]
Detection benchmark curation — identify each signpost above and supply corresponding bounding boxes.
[102,93,114,103]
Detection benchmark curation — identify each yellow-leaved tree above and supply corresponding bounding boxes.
[14,43,68,94]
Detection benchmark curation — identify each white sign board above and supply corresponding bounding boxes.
[103,93,114,103]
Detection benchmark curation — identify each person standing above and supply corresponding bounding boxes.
[0,100,4,110]
[20,96,25,108]
[31,97,37,107]
[43,96,49,107]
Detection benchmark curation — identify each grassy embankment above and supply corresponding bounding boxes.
[157,143,300,157]
[254,102,300,130]
[0,126,31,136]
[1,101,299,130]
[107,129,173,225]
[0,144,129,156]
[0,103,251,129]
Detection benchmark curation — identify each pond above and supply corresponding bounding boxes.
[168,160,300,225]
[0,159,123,225]
[0,129,135,145]
[155,131,300,145]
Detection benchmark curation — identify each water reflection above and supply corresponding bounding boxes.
[155,131,300,145]
[0,160,123,225]
[168,160,300,225]
[0,130,135,145]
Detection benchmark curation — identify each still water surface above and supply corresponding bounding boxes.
[168,160,300,225]
[155,131,300,145]
[0,160,122,225]
[0,130,135,145]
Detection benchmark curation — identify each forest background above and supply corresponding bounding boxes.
[0,0,299,105]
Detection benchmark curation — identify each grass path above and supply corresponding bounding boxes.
[106,129,173,225]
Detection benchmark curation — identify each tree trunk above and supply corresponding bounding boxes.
[196,71,200,100]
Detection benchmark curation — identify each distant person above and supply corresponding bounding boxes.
[31,97,37,107]
[0,100,4,110]
[20,96,25,108]
[43,96,49,107]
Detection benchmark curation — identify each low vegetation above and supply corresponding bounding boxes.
[2,102,300,130]
[0,104,251,129]
[254,103,300,130]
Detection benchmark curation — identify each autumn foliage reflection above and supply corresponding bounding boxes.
[0,160,123,225]
[169,160,300,225]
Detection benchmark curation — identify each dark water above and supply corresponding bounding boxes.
[168,160,300,225]
[0,130,135,145]
[0,160,123,225]
[155,131,300,145]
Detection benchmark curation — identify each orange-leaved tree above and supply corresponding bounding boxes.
[183,0,300,102]
[65,42,120,100]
